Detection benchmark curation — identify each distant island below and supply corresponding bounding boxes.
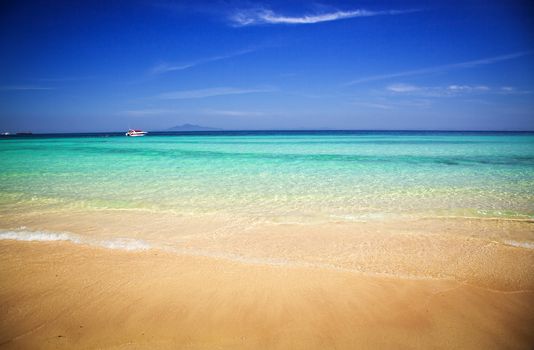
[166,124,223,132]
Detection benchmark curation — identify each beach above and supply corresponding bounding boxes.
[1,132,533,348]
[2,0,533,346]
[2,238,534,350]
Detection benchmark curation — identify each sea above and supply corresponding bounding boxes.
[1,130,533,280]
[1,130,533,221]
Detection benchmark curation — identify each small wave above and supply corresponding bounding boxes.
[503,240,534,250]
[0,230,82,243]
[0,229,152,251]
[99,238,152,251]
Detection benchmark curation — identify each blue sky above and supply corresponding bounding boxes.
[0,0,533,132]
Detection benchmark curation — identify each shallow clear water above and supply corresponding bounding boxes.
[1,131,533,222]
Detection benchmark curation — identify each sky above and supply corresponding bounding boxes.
[0,0,533,132]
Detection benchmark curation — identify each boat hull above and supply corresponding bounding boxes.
[125,129,147,137]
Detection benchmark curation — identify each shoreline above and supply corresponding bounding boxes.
[1,240,534,349]
[1,230,533,287]
[1,210,534,290]
[1,206,533,348]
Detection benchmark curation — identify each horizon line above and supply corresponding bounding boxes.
[3,129,534,135]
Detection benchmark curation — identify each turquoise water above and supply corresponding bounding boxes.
[1,132,533,222]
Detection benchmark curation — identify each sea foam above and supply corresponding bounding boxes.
[0,230,81,243]
[503,240,534,250]
[98,237,153,251]
[0,229,152,251]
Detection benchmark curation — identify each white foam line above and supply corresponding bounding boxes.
[503,240,534,250]
[0,229,440,280]
[0,230,82,244]
[0,230,152,252]
[2,229,520,284]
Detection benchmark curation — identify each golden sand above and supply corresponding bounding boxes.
[1,207,534,348]
[1,208,533,289]
[1,240,534,349]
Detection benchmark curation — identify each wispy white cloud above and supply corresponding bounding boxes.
[157,86,274,99]
[447,85,490,92]
[386,83,419,93]
[151,48,256,74]
[0,85,54,91]
[230,8,417,26]
[151,63,195,74]
[385,83,527,97]
[497,86,532,94]
[346,51,533,85]
[351,98,432,110]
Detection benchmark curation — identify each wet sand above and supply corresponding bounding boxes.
[1,208,534,289]
[1,240,534,349]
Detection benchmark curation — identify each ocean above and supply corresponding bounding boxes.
[1,131,533,221]
[1,130,533,280]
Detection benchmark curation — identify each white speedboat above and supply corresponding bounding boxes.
[126,129,147,137]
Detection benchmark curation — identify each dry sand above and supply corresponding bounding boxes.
[1,240,533,349]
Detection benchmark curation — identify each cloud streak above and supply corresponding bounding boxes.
[157,87,274,99]
[230,8,417,26]
[385,83,529,97]
[351,98,432,110]
[346,51,533,85]
[151,48,256,74]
